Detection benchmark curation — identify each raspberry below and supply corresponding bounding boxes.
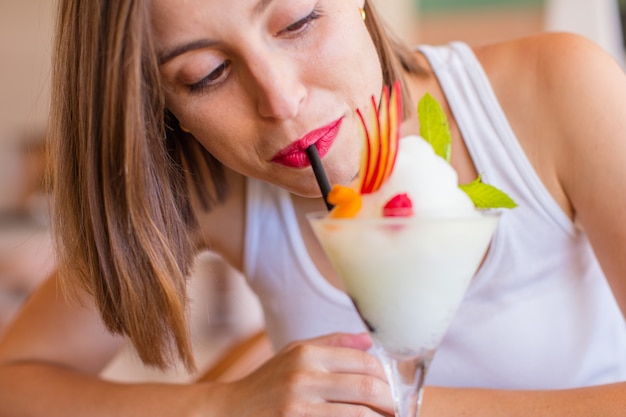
[382,193,414,217]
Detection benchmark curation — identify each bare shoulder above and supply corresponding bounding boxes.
[470,33,626,220]
[473,31,618,75]
[474,32,626,157]
[473,32,625,128]
[0,272,124,374]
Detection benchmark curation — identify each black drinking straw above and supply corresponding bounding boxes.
[306,145,334,211]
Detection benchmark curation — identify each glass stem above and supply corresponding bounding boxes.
[377,349,433,417]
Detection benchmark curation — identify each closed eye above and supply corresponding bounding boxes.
[189,61,232,93]
[278,10,321,37]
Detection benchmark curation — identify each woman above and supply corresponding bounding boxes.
[0,0,625,415]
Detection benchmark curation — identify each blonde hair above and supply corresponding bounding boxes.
[49,0,422,369]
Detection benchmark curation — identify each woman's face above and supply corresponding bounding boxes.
[153,0,383,196]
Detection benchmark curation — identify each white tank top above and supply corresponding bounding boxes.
[243,42,626,389]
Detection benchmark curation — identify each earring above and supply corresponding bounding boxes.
[359,7,366,21]
[180,124,191,133]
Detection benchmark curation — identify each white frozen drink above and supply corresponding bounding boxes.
[309,135,499,357]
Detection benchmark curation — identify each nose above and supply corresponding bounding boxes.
[247,51,306,120]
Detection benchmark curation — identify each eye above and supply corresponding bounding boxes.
[278,9,321,37]
[189,61,232,94]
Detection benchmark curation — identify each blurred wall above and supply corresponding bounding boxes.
[0,1,53,145]
[415,0,544,45]
[0,1,54,211]
[371,0,420,41]
[545,0,625,67]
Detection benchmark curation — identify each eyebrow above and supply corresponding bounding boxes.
[252,0,274,17]
[158,39,217,65]
[158,0,275,65]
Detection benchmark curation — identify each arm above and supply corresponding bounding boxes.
[0,273,394,416]
[422,383,626,417]
[547,34,626,314]
[0,273,212,417]
[423,32,626,417]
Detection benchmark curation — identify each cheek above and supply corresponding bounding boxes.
[166,95,251,155]
[193,132,261,180]
[195,123,250,164]
[317,24,383,102]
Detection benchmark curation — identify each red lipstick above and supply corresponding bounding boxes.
[271,117,343,168]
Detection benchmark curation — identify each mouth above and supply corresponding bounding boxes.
[271,117,344,168]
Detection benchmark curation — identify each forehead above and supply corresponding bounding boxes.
[151,0,222,33]
[150,0,248,60]
[151,0,289,32]
[151,0,294,52]
[150,0,354,66]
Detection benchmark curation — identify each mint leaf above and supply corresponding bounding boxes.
[460,176,518,209]
[417,93,517,211]
[418,93,452,162]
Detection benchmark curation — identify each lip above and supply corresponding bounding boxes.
[271,117,344,168]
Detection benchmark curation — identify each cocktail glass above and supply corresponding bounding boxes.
[308,211,500,417]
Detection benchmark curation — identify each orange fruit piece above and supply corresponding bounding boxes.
[328,185,362,218]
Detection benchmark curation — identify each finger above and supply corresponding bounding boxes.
[315,401,393,417]
[289,332,373,351]
[316,373,395,415]
[282,341,388,382]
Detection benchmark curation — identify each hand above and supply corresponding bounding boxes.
[209,332,394,417]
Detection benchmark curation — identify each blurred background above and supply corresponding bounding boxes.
[1,0,624,381]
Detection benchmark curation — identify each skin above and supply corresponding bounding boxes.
[1,0,626,416]
[157,0,382,196]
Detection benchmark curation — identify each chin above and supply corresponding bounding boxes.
[327,167,359,189]
[287,183,324,199]
[269,175,318,197]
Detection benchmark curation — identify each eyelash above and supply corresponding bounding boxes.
[189,61,231,94]
[188,8,323,94]
[279,9,322,37]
